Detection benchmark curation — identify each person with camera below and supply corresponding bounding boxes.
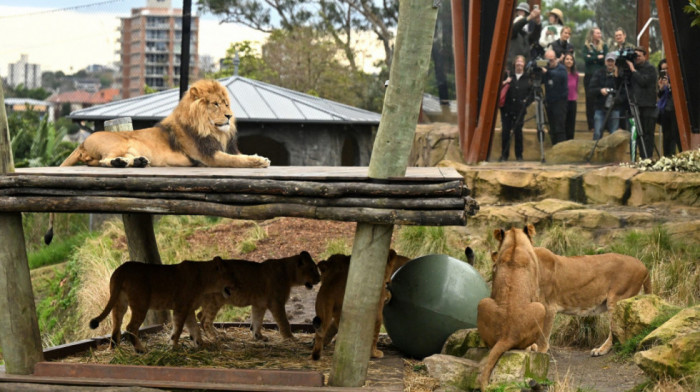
[582,27,608,133]
[542,49,568,145]
[499,55,533,162]
[625,46,658,159]
[507,3,542,66]
[588,52,626,140]
[657,59,681,156]
[539,8,564,51]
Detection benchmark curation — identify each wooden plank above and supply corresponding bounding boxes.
[11,166,464,182]
[32,363,324,387]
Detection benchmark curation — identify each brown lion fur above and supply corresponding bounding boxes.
[89,257,237,353]
[44,79,270,245]
[477,225,547,391]
[534,247,651,357]
[310,249,410,360]
[196,251,320,341]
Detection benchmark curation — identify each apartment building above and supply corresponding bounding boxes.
[7,54,41,89]
[118,0,199,98]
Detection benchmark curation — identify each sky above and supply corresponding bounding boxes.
[0,0,269,77]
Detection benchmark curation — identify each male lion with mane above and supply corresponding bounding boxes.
[45,79,269,244]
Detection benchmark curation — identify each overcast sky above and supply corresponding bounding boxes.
[0,1,267,76]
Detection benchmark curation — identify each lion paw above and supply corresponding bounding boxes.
[110,157,128,168]
[371,349,384,358]
[133,157,150,167]
[252,155,271,168]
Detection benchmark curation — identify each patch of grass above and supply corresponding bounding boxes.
[319,238,352,260]
[214,305,251,323]
[550,314,609,348]
[535,224,594,256]
[236,223,268,254]
[615,308,681,358]
[28,232,94,269]
[22,212,90,253]
[395,226,452,258]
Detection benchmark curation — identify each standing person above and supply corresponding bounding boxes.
[550,26,574,61]
[612,27,635,52]
[539,8,564,51]
[657,59,681,156]
[611,27,635,130]
[499,55,533,162]
[563,53,578,141]
[625,46,658,160]
[582,27,608,133]
[589,52,625,140]
[542,49,568,145]
[507,3,542,65]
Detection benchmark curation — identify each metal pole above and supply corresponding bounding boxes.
[179,0,192,99]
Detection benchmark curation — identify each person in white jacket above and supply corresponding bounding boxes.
[539,8,564,50]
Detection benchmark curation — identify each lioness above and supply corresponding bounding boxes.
[311,249,410,360]
[477,225,547,391]
[89,257,237,353]
[45,79,270,244]
[534,246,651,356]
[196,251,320,341]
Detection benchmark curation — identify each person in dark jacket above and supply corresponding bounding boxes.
[589,52,626,140]
[625,46,658,159]
[657,59,681,156]
[582,27,608,133]
[542,49,568,145]
[499,55,533,161]
[507,3,542,66]
[550,26,574,61]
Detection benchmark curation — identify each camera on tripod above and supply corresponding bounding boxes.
[525,57,548,86]
[615,48,638,68]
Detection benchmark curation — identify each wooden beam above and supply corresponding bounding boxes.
[328,0,438,386]
[0,82,44,374]
[467,0,515,163]
[656,0,693,151]
[452,0,467,155]
[465,0,481,151]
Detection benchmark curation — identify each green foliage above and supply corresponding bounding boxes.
[8,109,77,167]
[319,238,352,260]
[22,212,90,254]
[614,308,680,358]
[6,84,51,100]
[685,0,700,27]
[206,41,276,81]
[28,233,93,270]
[35,260,81,347]
[395,226,451,258]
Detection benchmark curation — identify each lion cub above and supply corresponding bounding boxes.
[90,257,237,353]
[311,249,410,360]
[197,251,321,341]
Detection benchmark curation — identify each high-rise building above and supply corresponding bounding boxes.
[118,0,199,98]
[7,54,41,89]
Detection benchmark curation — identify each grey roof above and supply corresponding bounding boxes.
[68,76,381,125]
[422,93,457,114]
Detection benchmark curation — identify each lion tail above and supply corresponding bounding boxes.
[479,339,512,391]
[89,270,123,329]
[45,145,87,245]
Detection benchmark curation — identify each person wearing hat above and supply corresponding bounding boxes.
[539,8,564,50]
[588,51,626,140]
[507,2,542,66]
[625,45,658,159]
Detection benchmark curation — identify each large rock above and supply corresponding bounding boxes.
[424,349,549,391]
[442,328,486,357]
[634,332,700,380]
[535,170,581,201]
[473,199,582,229]
[582,166,639,205]
[546,131,631,164]
[547,139,598,164]
[628,171,700,206]
[638,305,700,350]
[551,209,620,229]
[662,220,700,243]
[410,123,464,167]
[611,295,680,344]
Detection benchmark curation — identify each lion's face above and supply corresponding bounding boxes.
[297,251,321,289]
[185,79,235,135]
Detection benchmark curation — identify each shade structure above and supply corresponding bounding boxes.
[383,254,490,359]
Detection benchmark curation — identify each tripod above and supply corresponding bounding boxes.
[586,74,658,162]
[513,83,547,163]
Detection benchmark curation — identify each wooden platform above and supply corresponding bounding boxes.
[0,166,477,226]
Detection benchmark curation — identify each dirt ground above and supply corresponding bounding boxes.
[188,217,648,391]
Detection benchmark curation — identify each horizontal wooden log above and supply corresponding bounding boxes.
[0,176,464,198]
[0,188,465,210]
[0,196,467,226]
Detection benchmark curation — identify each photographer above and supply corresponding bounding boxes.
[625,46,657,159]
[499,55,533,162]
[588,52,625,140]
[542,49,568,145]
[507,3,542,65]
[657,59,681,156]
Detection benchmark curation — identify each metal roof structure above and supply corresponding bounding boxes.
[68,76,381,125]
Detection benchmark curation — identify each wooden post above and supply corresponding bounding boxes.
[105,118,170,326]
[0,80,44,373]
[329,0,438,386]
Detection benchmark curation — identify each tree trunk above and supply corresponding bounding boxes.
[329,0,438,386]
[0,83,44,374]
